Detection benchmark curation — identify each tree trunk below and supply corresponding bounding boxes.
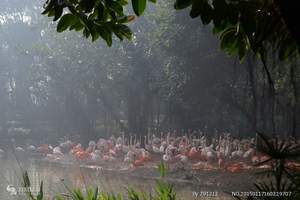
[247,56,258,133]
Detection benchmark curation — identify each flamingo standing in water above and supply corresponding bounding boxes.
[226,162,243,173]
[231,147,244,160]
[243,148,255,159]
[159,141,167,153]
[27,145,36,152]
[162,153,173,168]
[124,150,136,163]
[187,146,201,161]
[216,150,225,169]
[37,144,51,155]
[132,149,151,167]
[85,141,96,154]
[71,144,89,160]
[162,144,178,168]
[90,150,102,161]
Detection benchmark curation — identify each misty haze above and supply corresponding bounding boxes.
[0,0,300,200]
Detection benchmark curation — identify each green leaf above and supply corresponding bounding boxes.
[119,0,129,6]
[88,9,98,20]
[110,2,124,16]
[47,9,55,17]
[36,181,43,200]
[97,25,113,46]
[213,25,224,35]
[90,25,100,42]
[220,27,239,55]
[174,0,193,10]
[132,0,147,16]
[93,187,98,200]
[158,161,166,178]
[53,6,63,21]
[83,27,91,38]
[54,196,64,200]
[69,22,84,31]
[113,24,132,41]
[236,31,250,62]
[117,16,130,23]
[42,0,55,15]
[190,0,201,18]
[57,14,78,32]
[22,171,31,187]
[148,0,156,3]
[190,0,212,24]
[79,0,97,13]
[96,3,106,21]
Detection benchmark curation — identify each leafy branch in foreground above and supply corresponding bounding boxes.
[42,0,300,65]
[42,0,155,46]
[174,0,300,62]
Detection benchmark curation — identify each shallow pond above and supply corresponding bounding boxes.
[0,158,257,200]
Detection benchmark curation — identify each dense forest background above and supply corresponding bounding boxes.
[0,0,299,146]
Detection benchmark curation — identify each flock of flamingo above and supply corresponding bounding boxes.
[1,132,300,173]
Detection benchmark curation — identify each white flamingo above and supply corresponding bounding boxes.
[243,148,255,159]
[27,145,36,152]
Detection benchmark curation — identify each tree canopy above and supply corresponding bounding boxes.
[42,0,299,62]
